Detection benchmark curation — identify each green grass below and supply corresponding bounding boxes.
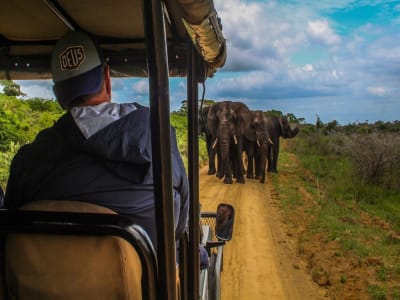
[275,136,400,299]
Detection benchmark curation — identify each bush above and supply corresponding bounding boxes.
[0,142,20,188]
[342,132,400,191]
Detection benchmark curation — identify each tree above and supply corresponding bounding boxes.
[178,99,215,114]
[315,115,324,130]
[323,120,339,135]
[0,80,26,97]
[265,109,283,117]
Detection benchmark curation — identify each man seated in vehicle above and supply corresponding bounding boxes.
[4,31,189,250]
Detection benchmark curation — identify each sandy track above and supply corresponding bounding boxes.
[199,167,326,300]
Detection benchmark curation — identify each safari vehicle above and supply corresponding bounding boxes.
[0,0,234,299]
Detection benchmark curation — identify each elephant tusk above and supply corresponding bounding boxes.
[212,138,218,149]
[268,138,273,144]
[257,139,261,147]
[233,135,238,145]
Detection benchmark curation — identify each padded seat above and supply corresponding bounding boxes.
[4,200,145,300]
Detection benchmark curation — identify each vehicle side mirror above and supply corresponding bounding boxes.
[0,186,4,208]
[215,203,235,241]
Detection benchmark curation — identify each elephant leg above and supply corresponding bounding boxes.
[235,159,245,183]
[223,176,233,184]
[219,140,233,184]
[207,135,216,175]
[272,142,279,173]
[208,155,216,175]
[259,145,268,183]
[255,151,262,179]
[234,141,245,184]
[267,145,273,173]
[216,149,223,179]
[222,158,233,184]
[245,144,255,179]
[208,150,217,175]
[260,159,267,183]
[246,155,255,179]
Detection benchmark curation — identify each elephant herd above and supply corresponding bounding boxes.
[199,101,299,184]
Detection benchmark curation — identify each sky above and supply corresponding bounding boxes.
[16,0,400,125]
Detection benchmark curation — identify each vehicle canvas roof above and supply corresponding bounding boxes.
[0,0,226,80]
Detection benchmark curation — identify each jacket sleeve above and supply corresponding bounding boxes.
[170,127,190,240]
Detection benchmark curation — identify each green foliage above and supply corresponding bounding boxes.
[285,113,304,123]
[303,117,400,135]
[0,80,26,97]
[176,99,215,113]
[171,112,188,160]
[264,109,283,117]
[170,110,208,170]
[0,95,63,187]
[26,98,63,113]
[0,141,20,188]
[0,95,63,151]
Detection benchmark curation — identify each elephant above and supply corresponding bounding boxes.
[243,110,271,183]
[266,115,299,173]
[199,104,220,176]
[207,101,252,184]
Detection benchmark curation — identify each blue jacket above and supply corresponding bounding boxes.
[5,102,189,249]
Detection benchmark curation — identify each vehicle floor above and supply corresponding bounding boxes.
[200,166,327,300]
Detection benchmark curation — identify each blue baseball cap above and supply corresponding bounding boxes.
[51,31,105,108]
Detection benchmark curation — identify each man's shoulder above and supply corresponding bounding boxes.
[118,103,150,127]
[16,113,80,159]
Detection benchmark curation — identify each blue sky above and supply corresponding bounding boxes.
[16,0,400,124]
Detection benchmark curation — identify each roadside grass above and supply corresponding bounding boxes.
[272,139,400,299]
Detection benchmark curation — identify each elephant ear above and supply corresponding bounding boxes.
[278,116,285,136]
[262,115,270,140]
[199,105,210,134]
[244,126,255,141]
[244,111,256,141]
[233,102,251,137]
[207,102,220,137]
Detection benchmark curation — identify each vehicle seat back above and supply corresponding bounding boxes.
[4,200,143,300]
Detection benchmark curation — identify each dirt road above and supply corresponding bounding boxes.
[199,167,327,300]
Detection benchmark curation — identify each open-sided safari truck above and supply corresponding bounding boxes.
[0,0,235,299]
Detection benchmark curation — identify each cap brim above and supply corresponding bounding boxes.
[53,65,104,108]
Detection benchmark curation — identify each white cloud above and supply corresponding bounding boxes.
[202,0,400,124]
[367,86,388,96]
[9,0,400,124]
[307,20,341,45]
[303,64,314,72]
[133,80,149,95]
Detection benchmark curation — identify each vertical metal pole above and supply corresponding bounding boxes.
[142,0,177,299]
[187,44,200,300]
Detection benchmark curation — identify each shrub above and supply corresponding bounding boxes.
[342,132,400,192]
[0,141,20,188]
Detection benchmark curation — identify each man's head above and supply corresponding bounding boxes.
[51,31,109,109]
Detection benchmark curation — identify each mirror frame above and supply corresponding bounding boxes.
[215,203,234,241]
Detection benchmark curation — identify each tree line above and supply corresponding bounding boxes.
[1,82,399,192]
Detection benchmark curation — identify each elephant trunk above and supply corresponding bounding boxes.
[259,141,268,183]
[220,139,230,157]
